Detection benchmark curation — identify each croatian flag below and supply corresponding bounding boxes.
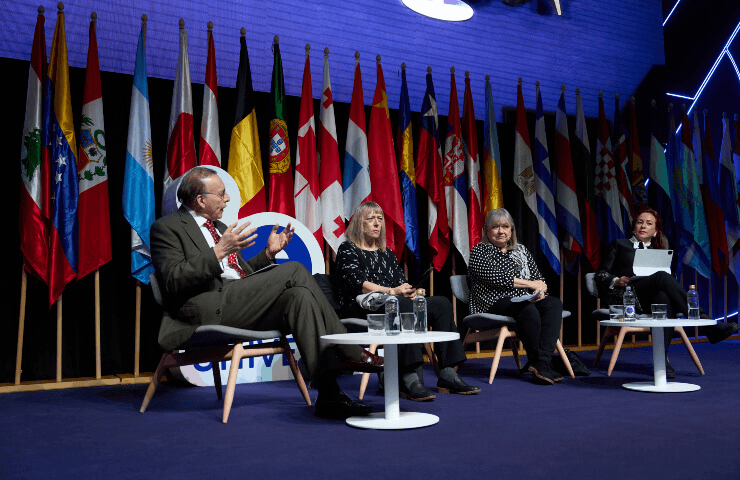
[595,94,622,245]
[342,57,371,220]
[199,26,221,167]
[443,71,469,264]
[123,28,155,285]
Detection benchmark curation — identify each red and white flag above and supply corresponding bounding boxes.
[462,74,483,249]
[317,51,345,256]
[199,26,221,167]
[164,22,196,197]
[443,71,469,263]
[77,15,111,279]
[19,8,49,284]
[294,50,322,248]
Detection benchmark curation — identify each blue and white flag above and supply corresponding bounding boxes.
[533,84,560,274]
[342,59,371,220]
[123,29,155,284]
[719,113,740,278]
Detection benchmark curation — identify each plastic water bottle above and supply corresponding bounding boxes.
[385,290,400,335]
[687,285,700,320]
[413,290,427,333]
[623,286,636,320]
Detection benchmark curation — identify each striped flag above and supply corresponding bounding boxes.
[513,80,536,224]
[199,25,221,167]
[533,83,560,274]
[416,70,450,271]
[628,98,646,206]
[573,89,600,271]
[443,71,469,264]
[342,56,371,220]
[462,74,483,249]
[612,96,634,233]
[227,31,265,218]
[396,65,419,263]
[554,87,583,274]
[699,111,727,274]
[47,8,79,306]
[123,27,155,285]
[647,101,675,251]
[164,23,196,200]
[19,9,49,285]
[719,113,740,278]
[294,49,321,248]
[267,39,294,216]
[482,76,503,217]
[77,15,111,280]
[595,93,622,245]
[317,50,345,257]
[368,59,404,257]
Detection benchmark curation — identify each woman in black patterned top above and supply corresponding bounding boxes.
[469,208,563,385]
[336,202,479,400]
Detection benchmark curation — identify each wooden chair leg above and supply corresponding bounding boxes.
[607,327,628,376]
[222,344,242,424]
[140,353,170,413]
[358,344,379,400]
[676,327,705,375]
[279,337,312,405]
[593,327,615,366]
[423,343,440,376]
[212,362,223,400]
[488,327,508,384]
[555,340,575,378]
[509,338,522,370]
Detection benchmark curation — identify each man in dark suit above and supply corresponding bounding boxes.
[150,167,383,418]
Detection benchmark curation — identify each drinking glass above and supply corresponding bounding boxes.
[651,304,668,320]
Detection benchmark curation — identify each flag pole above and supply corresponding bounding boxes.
[94,268,101,379]
[135,280,141,377]
[451,254,457,326]
[577,263,582,347]
[559,248,564,343]
[15,268,28,384]
[57,294,63,383]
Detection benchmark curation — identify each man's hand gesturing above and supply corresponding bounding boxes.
[213,221,257,262]
[267,223,295,259]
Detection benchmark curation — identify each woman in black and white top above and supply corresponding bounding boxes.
[336,202,479,401]
[469,208,563,385]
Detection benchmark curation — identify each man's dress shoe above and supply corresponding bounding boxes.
[399,378,436,401]
[666,358,675,379]
[340,349,384,373]
[705,322,739,344]
[315,390,373,419]
[436,374,481,394]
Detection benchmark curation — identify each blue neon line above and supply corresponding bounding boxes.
[663,0,682,27]
[666,93,695,100]
[727,51,740,81]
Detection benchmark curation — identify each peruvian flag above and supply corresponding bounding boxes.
[77,16,111,280]
[368,60,405,258]
[199,26,221,167]
[19,9,49,285]
[318,50,345,257]
[416,70,449,271]
[294,50,322,248]
[443,71,469,264]
[462,74,483,249]
[164,22,196,198]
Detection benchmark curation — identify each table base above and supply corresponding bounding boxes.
[622,381,701,393]
[346,412,439,430]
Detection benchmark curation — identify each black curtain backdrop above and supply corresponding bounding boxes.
[2,55,609,382]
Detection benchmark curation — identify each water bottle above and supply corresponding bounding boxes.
[385,290,400,335]
[623,286,636,320]
[413,289,427,333]
[687,285,700,320]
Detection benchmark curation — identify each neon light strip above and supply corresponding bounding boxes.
[666,93,695,100]
[716,311,738,321]
[663,0,682,27]
[728,51,740,81]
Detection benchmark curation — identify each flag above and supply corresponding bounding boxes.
[396,65,419,263]
[199,26,221,167]
[594,93,622,245]
[482,76,503,217]
[719,113,740,278]
[462,74,483,249]
[123,27,155,285]
[699,111,728,275]
[368,60,405,257]
[628,98,646,206]
[317,50,345,257]
[533,83,560,274]
[647,101,675,251]
[443,71,469,264]
[513,80,536,221]
[227,31,265,217]
[416,70,450,271]
[267,39,294,216]
[573,89,600,271]
[342,56,371,220]
[612,96,634,233]
[554,87,583,274]
[164,23,196,200]
[77,15,111,280]
[19,9,49,285]
[294,49,321,248]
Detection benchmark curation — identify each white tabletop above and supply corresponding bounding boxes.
[321,331,459,345]
[600,319,717,328]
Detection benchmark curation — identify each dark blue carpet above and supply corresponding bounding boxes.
[2,341,740,480]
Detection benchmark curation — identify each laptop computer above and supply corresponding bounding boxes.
[632,249,673,278]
